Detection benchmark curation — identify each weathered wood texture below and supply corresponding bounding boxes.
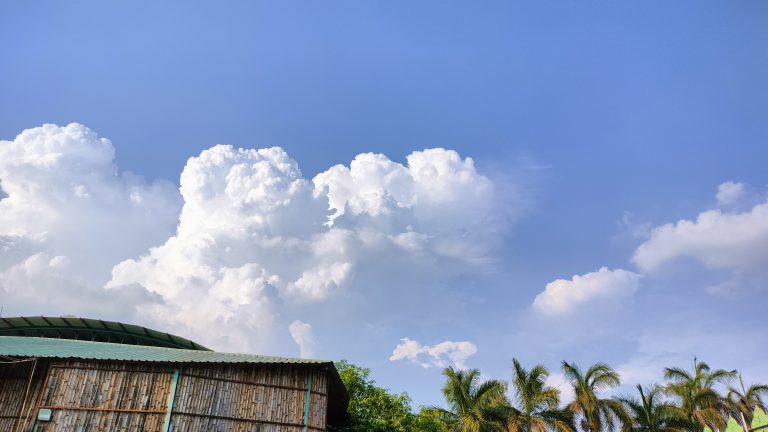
[0,360,330,432]
[31,362,172,431]
[171,364,328,432]
[0,360,46,432]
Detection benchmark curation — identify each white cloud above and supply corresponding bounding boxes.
[286,262,352,301]
[532,267,641,316]
[0,123,518,356]
[289,320,315,358]
[716,181,746,206]
[313,149,497,263]
[105,144,325,350]
[389,338,478,370]
[0,252,157,318]
[0,123,180,316]
[632,201,768,272]
[0,125,180,266]
[103,137,505,352]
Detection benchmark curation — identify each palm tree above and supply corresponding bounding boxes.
[506,359,574,432]
[726,374,768,432]
[663,358,736,432]
[562,361,632,432]
[437,367,510,432]
[618,384,687,432]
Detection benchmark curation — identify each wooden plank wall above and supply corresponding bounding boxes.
[0,360,45,432]
[31,361,173,432]
[170,364,329,432]
[0,360,330,432]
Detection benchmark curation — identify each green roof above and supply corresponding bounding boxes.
[0,316,209,350]
[0,336,330,365]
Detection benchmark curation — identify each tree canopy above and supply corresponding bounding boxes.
[334,358,766,432]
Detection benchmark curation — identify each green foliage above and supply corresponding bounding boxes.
[336,360,417,432]
[664,358,737,432]
[414,407,451,432]
[334,358,765,432]
[725,374,768,432]
[618,385,687,432]
[436,367,509,432]
[508,358,575,432]
[562,361,632,432]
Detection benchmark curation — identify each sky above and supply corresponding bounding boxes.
[1,1,767,407]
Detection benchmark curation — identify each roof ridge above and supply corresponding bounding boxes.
[0,335,332,364]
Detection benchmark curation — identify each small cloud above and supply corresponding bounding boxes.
[289,320,315,358]
[389,337,477,370]
[532,267,641,316]
[285,262,351,301]
[716,181,746,207]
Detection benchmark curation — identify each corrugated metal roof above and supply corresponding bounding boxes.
[0,316,210,351]
[0,336,330,365]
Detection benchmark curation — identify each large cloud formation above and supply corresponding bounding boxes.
[0,124,180,316]
[0,124,504,357]
[105,144,498,351]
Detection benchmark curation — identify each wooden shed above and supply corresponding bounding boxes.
[0,317,348,432]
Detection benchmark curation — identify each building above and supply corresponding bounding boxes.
[0,316,348,432]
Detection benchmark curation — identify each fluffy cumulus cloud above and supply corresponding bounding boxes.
[389,338,478,370]
[285,262,352,301]
[0,252,158,318]
[101,141,501,352]
[532,267,641,316]
[632,187,768,272]
[0,124,180,317]
[289,320,315,358]
[0,124,502,358]
[313,149,496,263]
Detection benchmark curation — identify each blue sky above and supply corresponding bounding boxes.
[1,1,767,406]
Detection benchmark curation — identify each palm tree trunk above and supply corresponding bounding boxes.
[740,412,750,432]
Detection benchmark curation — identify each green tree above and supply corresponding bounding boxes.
[414,407,451,432]
[726,374,768,432]
[562,361,632,432]
[663,358,736,432]
[435,367,509,432]
[335,360,416,432]
[506,359,574,432]
[618,385,687,432]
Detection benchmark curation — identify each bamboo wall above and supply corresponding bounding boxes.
[0,360,331,432]
[0,360,45,432]
[31,362,173,431]
[171,364,328,432]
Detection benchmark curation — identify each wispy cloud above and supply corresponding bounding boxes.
[390,338,478,370]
